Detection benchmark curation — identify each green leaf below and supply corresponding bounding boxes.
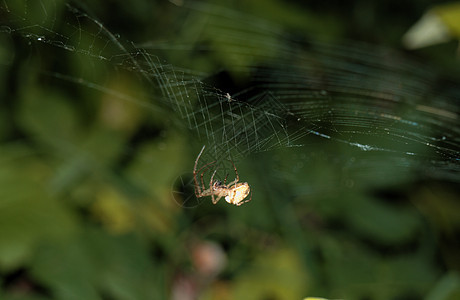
[230,247,309,300]
[0,144,78,271]
[18,87,80,151]
[30,228,163,300]
[426,272,460,300]
[344,194,420,244]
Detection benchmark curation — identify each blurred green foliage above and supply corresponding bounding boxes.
[1,0,460,300]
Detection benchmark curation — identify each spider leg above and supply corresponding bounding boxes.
[213,195,223,205]
[229,160,239,187]
[193,145,219,197]
[200,162,216,194]
[193,145,206,196]
[227,179,237,187]
[210,169,219,204]
[194,145,206,174]
[200,169,207,194]
[246,190,253,203]
[196,161,217,175]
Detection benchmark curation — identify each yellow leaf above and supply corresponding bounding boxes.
[403,2,460,49]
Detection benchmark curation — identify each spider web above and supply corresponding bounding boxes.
[151,1,459,165]
[1,0,459,207]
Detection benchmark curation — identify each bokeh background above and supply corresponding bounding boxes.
[1,0,460,299]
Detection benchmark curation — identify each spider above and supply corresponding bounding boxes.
[193,145,251,206]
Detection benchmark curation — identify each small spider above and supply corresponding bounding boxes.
[225,93,233,102]
[193,145,251,206]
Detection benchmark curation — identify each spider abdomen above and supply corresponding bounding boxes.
[225,183,251,206]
